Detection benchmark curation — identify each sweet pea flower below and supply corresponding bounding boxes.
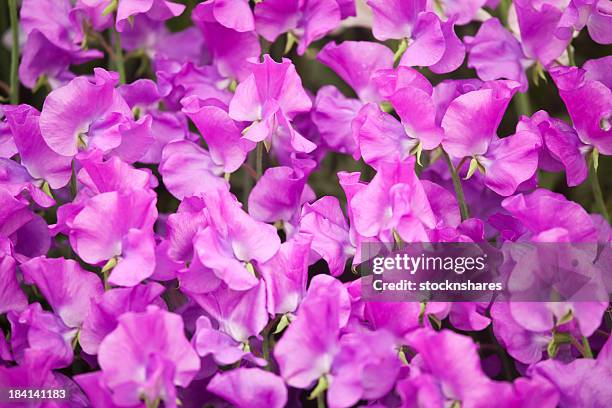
[348,158,436,243]
[4,104,73,189]
[0,158,56,208]
[207,368,288,408]
[317,41,394,103]
[82,0,185,32]
[500,189,599,242]
[97,306,200,408]
[20,256,103,328]
[550,64,612,155]
[182,96,253,173]
[366,0,427,41]
[229,55,315,153]
[275,275,351,389]
[8,303,77,369]
[258,234,312,315]
[189,280,269,343]
[255,0,348,55]
[79,283,166,355]
[192,1,260,81]
[399,12,465,74]
[39,69,134,157]
[160,140,228,200]
[556,0,612,45]
[531,335,612,407]
[193,316,266,367]
[465,18,530,91]
[0,255,27,315]
[517,110,588,186]
[298,196,355,276]
[19,0,103,89]
[248,159,316,227]
[441,80,541,196]
[513,0,573,66]
[191,186,280,290]
[66,188,158,286]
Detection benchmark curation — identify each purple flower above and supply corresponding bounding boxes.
[274,274,351,388]
[193,315,265,366]
[258,234,312,315]
[160,140,228,200]
[19,0,102,88]
[317,41,394,103]
[8,303,77,369]
[348,158,436,242]
[532,335,612,407]
[192,1,260,81]
[248,159,316,226]
[188,186,281,291]
[229,55,314,152]
[39,69,133,157]
[67,189,157,286]
[80,283,166,355]
[97,306,200,407]
[182,97,252,173]
[366,0,427,41]
[4,104,72,189]
[20,256,103,328]
[298,196,355,276]
[399,13,465,74]
[441,80,540,196]
[550,64,612,155]
[464,18,529,91]
[501,189,599,242]
[514,0,572,66]
[207,368,288,408]
[517,110,588,186]
[254,0,343,55]
[0,255,27,315]
[312,85,362,154]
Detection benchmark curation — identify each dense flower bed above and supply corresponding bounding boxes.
[0,0,610,407]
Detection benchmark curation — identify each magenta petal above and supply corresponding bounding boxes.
[401,12,446,67]
[298,196,353,277]
[182,99,251,173]
[254,0,300,42]
[441,80,520,158]
[21,256,103,327]
[372,66,433,99]
[68,190,157,265]
[259,234,311,314]
[108,228,156,287]
[207,368,288,408]
[480,130,541,196]
[317,41,394,103]
[4,101,72,189]
[190,280,268,342]
[210,0,255,32]
[79,283,165,355]
[550,65,612,155]
[366,0,427,40]
[0,256,28,315]
[312,85,361,154]
[248,162,314,223]
[40,68,131,157]
[297,0,342,55]
[98,306,200,407]
[159,140,227,200]
[389,86,444,150]
[116,0,185,32]
[465,18,528,90]
[274,275,350,388]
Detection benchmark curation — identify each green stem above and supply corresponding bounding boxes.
[442,151,469,221]
[112,25,126,84]
[514,91,532,117]
[581,336,594,358]
[317,393,326,408]
[255,142,264,179]
[8,0,19,104]
[589,161,609,223]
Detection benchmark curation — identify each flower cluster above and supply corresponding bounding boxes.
[0,0,610,407]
